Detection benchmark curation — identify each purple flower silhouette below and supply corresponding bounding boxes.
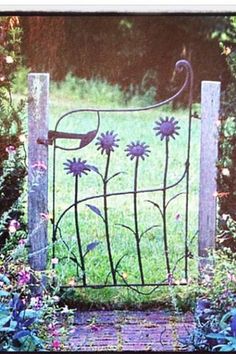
[125,141,150,161]
[154,117,180,141]
[95,131,119,155]
[63,158,91,177]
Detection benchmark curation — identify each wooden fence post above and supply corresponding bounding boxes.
[199,80,221,271]
[28,73,49,280]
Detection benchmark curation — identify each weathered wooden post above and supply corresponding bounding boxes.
[28,73,49,289]
[198,80,221,272]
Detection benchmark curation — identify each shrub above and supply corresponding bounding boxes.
[0,16,27,251]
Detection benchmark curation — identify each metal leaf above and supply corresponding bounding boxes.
[107,172,125,183]
[79,130,97,149]
[140,225,160,239]
[116,223,135,235]
[146,200,163,218]
[86,204,104,220]
[86,241,100,252]
[88,165,100,174]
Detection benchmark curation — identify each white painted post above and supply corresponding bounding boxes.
[28,73,49,278]
[199,80,221,271]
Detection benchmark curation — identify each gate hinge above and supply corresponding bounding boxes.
[37,129,97,148]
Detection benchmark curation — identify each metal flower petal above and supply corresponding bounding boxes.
[95,130,119,155]
[125,141,150,161]
[63,158,91,177]
[154,116,180,141]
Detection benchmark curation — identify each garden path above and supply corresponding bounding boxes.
[69,309,194,351]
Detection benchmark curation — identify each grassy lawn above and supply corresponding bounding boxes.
[43,76,201,308]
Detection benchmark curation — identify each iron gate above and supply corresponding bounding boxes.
[49,59,195,293]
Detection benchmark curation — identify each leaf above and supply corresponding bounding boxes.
[0,290,9,297]
[116,224,135,235]
[213,344,235,351]
[87,165,104,180]
[146,200,163,218]
[19,309,41,320]
[166,192,186,208]
[79,130,97,148]
[207,333,226,339]
[88,165,100,174]
[107,172,125,183]
[140,225,160,239]
[0,315,11,329]
[13,329,31,340]
[86,204,104,221]
[0,274,10,285]
[86,241,100,253]
[23,317,36,327]
[115,254,127,271]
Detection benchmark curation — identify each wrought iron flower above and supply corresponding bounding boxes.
[125,141,150,160]
[95,130,119,155]
[63,158,91,177]
[154,117,180,141]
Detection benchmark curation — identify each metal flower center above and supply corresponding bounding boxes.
[160,121,175,136]
[71,162,86,174]
[101,135,114,147]
[131,145,145,157]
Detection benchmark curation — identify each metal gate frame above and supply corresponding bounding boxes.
[27,60,221,294]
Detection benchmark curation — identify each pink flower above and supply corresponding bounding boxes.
[18,270,31,286]
[52,339,61,350]
[18,239,26,246]
[8,219,20,233]
[175,213,181,221]
[51,258,58,265]
[5,145,16,154]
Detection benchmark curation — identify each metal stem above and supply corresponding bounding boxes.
[74,175,86,286]
[52,144,56,268]
[163,139,171,274]
[104,152,117,285]
[184,65,194,281]
[134,157,145,284]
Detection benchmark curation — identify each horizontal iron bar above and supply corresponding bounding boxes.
[60,282,188,289]
[49,130,86,140]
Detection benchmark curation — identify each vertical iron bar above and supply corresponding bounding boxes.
[163,139,171,275]
[133,157,145,284]
[74,175,86,286]
[184,68,194,280]
[104,152,117,285]
[52,144,56,266]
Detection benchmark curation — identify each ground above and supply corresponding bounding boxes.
[69,309,194,352]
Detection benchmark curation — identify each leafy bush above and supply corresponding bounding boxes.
[188,248,236,351]
[214,16,236,250]
[0,16,27,251]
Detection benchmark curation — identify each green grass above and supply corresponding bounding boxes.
[42,75,201,308]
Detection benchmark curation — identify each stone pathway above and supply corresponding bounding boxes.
[69,310,194,351]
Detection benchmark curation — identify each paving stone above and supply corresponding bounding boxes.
[69,309,194,352]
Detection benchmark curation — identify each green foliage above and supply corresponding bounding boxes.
[0,16,27,251]
[186,248,236,351]
[51,71,157,108]
[211,16,236,250]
